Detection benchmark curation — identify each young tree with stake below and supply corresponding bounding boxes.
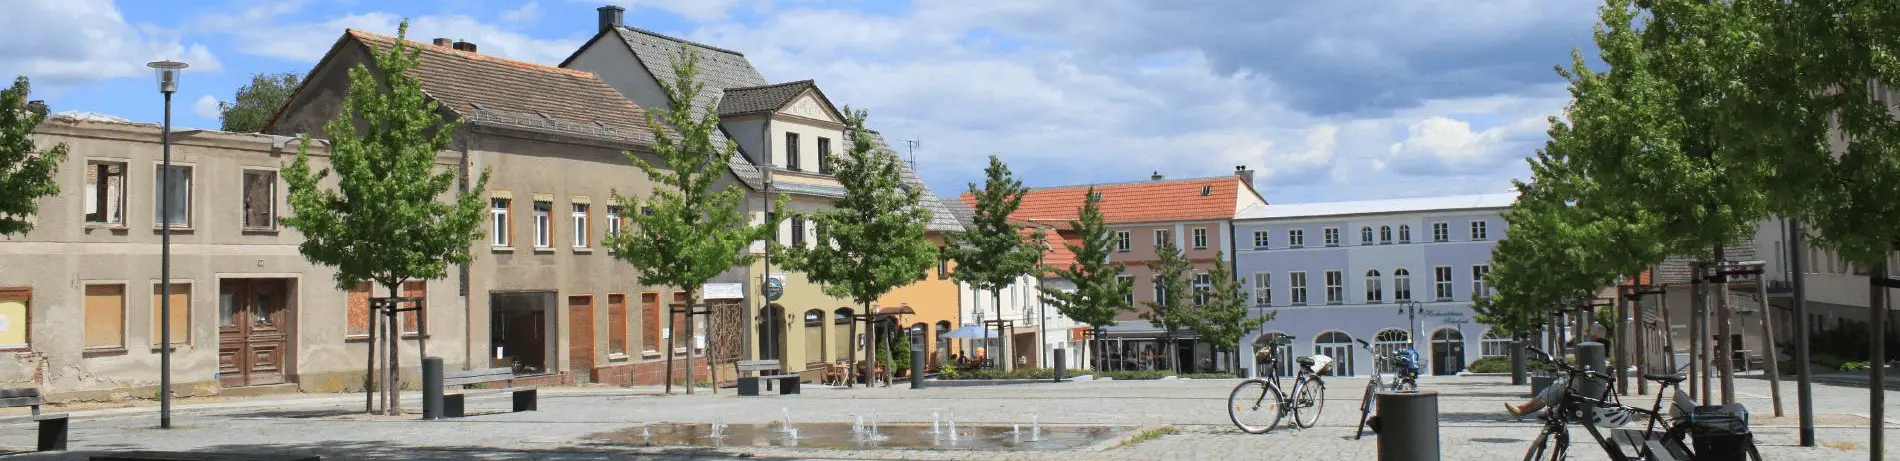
[1040,188,1134,372]
[1190,252,1267,376]
[1144,238,1196,373]
[945,156,1043,370]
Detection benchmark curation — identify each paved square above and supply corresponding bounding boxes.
[1,375,1894,460]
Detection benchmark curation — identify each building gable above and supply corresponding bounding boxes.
[778,90,842,125]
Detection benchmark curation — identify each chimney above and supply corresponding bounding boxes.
[432,38,454,47]
[598,5,625,33]
[1235,165,1255,190]
[452,40,478,53]
[25,100,47,116]
[1150,171,1163,181]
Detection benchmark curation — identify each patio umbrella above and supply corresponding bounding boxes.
[941,324,990,339]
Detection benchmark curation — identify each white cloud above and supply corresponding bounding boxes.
[203,8,584,66]
[501,2,542,24]
[603,0,756,23]
[0,0,224,89]
[1384,114,1550,176]
[191,94,221,119]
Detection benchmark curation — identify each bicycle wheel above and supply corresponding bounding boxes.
[1355,381,1377,439]
[1293,379,1325,428]
[1228,379,1284,434]
[1523,429,1553,461]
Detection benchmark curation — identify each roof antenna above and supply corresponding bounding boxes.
[902,137,921,169]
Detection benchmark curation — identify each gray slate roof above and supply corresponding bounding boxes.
[719,80,814,117]
[939,198,978,229]
[611,26,767,189]
[870,131,964,233]
[1653,236,1762,285]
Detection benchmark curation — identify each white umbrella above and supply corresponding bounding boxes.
[941,324,989,339]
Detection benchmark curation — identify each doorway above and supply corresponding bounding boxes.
[568,295,595,381]
[491,292,554,375]
[1314,331,1355,377]
[1432,328,1465,375]
[218,278,292,387]
[758,304,786,363]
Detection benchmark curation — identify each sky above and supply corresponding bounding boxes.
[0,0,1604,204]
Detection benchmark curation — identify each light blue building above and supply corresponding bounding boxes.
[1232,193,1517,378]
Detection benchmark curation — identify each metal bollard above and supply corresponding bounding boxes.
[1576,342,1606,399]
[911,345,925,390]
[422,356,444,420]
[1510,340,1527,385]
[1053,349,1067,382]
[1376,390,1440,461]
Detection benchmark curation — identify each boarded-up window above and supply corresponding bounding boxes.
[607,294,627,356]
[672,292,689,349]
[402,281,425,335]
[85,161,126,225]
[242,170,276,230]
[0,289,30,350]
[151,283,191,347]
[84,284,126,349]
[346,283,371,338]
[641,292,660,353]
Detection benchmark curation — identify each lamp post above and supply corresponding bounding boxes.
[147,59,187,429]
[1399,300,1424,351]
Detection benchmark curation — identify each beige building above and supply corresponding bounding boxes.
[0,114,465,400]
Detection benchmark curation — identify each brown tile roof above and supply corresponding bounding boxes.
[974,176,1247,225]
[281,30,654,144]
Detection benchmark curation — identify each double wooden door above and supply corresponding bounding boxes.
[219,279,290,387]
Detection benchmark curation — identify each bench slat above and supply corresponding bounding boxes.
[0,388,42,399]
[444,368,513,379]
[0,395,45,408]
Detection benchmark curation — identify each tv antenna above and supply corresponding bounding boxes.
[901,137,921,168]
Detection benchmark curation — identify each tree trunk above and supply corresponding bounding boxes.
[365,299,379,414]
[864,301,878,387]
[1715,245,1736,405]
[993,289,1007,372]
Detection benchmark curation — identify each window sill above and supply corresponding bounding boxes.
[152,226,195,234]
[641,350,662,359]
[608,352,630,362]
[241,228,280,235]
[533,247,555,254]
[400,333,431,340]
[346,335,371,342]
[149,343,188,352]
[572,247,593,254]
[0,347,27,353]
[491,246,514,253]
[84,223,128,232]
[84,346,128,357]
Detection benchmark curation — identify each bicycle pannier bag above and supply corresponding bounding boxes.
[1688,404,1751,461]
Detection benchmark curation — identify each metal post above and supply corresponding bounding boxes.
[1509,337,1525,385]
[1869,263,1887,460]
[664,302,675,395]
[1053,348,1067,382]
[1756,269,1782,416]
[1617,295,1630,395]
[1786,217,1815,447]
[158,90,174,429]
[422,357,443,420]
[910,342,924,389]
[1576,342,1606,401]
[1375,390,1440,461]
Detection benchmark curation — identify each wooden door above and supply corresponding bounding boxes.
[219,279,289,387]
[568,295,595,379]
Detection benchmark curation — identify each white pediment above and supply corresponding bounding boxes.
[778,91,840,123]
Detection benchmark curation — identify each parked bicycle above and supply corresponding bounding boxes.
[1354,338,1421,439]
[1228,336,1332,434]
[1520,347,1761,461]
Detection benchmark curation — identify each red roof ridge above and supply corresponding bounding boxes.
[346,29,599,80]
[1027,175,1242,193]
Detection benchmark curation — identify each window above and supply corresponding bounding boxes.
[1324,270,1343,304]
[607,294,628,357]
[1398,225,1411,243]
[85,160,127,225]
[1379,226,1392,244]
[642,292,661,353]
[1360,226,1374,245]
[1323,227,1339,246]
[817,137,832,174]
[937,247,950,279]
[1153,278,1168,307]
[0,288,28,351]
[785,132,802,171]
[150,283,191,347]
[1394,268,1412,301]
[1253,272,1271,305]
[1365,270,1383,303]
[605,205,623,239]
[1154,229,1172,248]
[672,292,690,350]
[641,206,654,216]
[1290,271,1308,305]
[1117,275,1135,305]
[1192,228,1208,249]
[1193,273,1212,306]
[571,203,590,248]
[84,284,126,350]
[533,200,552,248]
[1288,229,1305,248]
[1432,222,1449,242]
[154,164,192,228]
[791,216,806,248]
[346,283,371,338]
[1481,331,1509,357]
[400,281,426,335]
[1470,220,1488,240]
[1115,231,1131,252]
[1433,266,1453,301]
[1472,265,1492,299]
[242,169,276,230]
[1252,230,1269,249]
[490,198,511,246]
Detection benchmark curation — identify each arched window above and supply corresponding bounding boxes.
[1393,269,1412,301]
[1397,225,1412,243]
[834,308,853,325]
[1313,331,1356,376]
[804,310,824,327]
[1379,226,1393,244]
[833,307,855,361]
[1481,330,1509,357]
[1373,328,1411,362]
[804,309,826,363]
[1360,226,1374,245]
[1365,269,1383,303]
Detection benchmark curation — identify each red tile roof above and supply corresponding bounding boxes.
[1040,230,1079,270]
[969,176,1248,225]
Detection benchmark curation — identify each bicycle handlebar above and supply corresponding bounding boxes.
[1527,346,1613,384]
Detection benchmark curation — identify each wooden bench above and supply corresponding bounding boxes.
[90,451,320,460]
[440,368,537,418]
[736,360,799,396]
[0,388,68,452]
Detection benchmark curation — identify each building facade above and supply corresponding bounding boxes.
[1233,193,1516,378]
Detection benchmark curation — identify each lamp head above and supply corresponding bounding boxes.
[147,60,189,94]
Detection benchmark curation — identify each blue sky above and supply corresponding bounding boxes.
[2,0,1604,204]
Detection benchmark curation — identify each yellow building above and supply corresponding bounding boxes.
[877,232,963,370]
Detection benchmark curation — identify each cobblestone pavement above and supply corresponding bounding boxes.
[0,375,1893,460]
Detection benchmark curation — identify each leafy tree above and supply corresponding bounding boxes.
[0,76,65,236]
[944,155,1043,370]
[602,45,784,391]
[219,72,302,133]
[1189,252,1267,376]
[1143,238,1195,373]
[1039,187,1133,372]
[279,21,491,414]
[777,107,936,387]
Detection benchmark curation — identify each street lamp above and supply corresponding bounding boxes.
[147,59,187,429]
[1398,300,1425,351]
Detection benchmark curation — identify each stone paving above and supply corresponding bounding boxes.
[0,375,1894,460]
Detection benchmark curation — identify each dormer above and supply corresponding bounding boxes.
[717,80,847,175]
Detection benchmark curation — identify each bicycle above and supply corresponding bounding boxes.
[1354,338,1420,439]
[1228,337,1330,434]
[1520,347,1761,461]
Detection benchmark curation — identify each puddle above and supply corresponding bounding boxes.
[586,422,1133,451]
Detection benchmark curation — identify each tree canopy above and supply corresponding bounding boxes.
[219,72,302,133]
[0,76,65,236]
[1040,187,1133,329]
[777,108,937,308]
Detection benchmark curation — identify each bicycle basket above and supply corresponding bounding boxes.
[1689,403,1752,459]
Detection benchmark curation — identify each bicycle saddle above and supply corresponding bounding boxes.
[1643,373,1687,385]
[1296,356,1316,367]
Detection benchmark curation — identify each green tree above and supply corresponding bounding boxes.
[944,155,1043,370]
[218,72,302,133]
[777,107,936,387]
[279,21,491,415]
[1039,187,1133,372]
[1143,238,1195,373]
[602,45,784,392]
[0,76,66,236]
[1189,252,1267,376]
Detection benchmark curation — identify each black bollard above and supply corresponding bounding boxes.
[1376,390,1440,461]
[422,356,444,420]
[1510,339,1527,385]
[1576,342,1607,402]
[1053,349,1067,382]
[911,345,925,390]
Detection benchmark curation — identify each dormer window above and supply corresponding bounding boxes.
[1090,192,1103,201]
[1200,185,1212,196]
